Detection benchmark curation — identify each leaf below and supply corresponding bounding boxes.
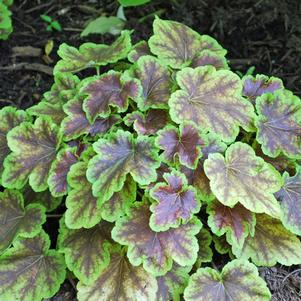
[149,170,201,231]
[100,175,137,222]
[169,66,255,143]
[0,2,12,40]
[54,30,132,74]
[233,214,301,266]
[82,71,140,122]
[156,123,204,169]
[255,90,301,159]
[148,17,226,69]
[81,16,125,37]
[276,168,301,235]
[0,107,29,180]
[204,142,282,217]
[62,95,121,141]
[58,220,112,285]
[131,55,171,111]
[124,109,169,135]
[118,0,151,7]
[87,130,160,202]
[128,40,151,62]
[195,228,213,267]
[48,147,78,197]
[183,259,271,301]
[213,235,231,255]
[112,202,202,276]
[156,263,191,301]
[2,117,61,192]
[243,74,283,104]
[0,231,66,301]
[207,200,255,249]
[77,245,157,301]
[191,50,229,70]
[65,161,102,229]
[0,189,46,253]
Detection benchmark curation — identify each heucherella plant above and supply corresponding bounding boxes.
[1,17,301,301]
[0,0,13,40]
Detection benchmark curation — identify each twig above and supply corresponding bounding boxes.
[282,268,301,285]
[0,63,53,76]
[47,214,63,218]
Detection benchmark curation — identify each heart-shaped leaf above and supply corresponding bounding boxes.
[87,130,160,202]
[150,170,201,231]
[184,259,271,301]
[169,66,255,143]
[204,142,282,217]
[2,117,61,192]
[0,231,66,301]
[112,202,202,276]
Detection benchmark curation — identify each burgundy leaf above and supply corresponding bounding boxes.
[128,40,151,63]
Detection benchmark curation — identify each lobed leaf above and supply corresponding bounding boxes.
[191,50,229,70]
[195,228,213,267]
[204,142,282,217]
[213,235,232,255]
[169,66,255,143]
[128,40,151,62]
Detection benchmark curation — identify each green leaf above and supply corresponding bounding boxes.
[0,231,66,301]
[87,130,160,202]
[77,245,157,301]
[195,228,213,267]
[128,40,150,63]
[118,0,150,7]
[233,214,301,266]
[2,117,62,192]
[58,220,112,285]
[213,235,232,255]
[169,66,255,143]
[0,189,46,253]
[184,259,271,301]
[204,142,282,217]
[0,2,13,40]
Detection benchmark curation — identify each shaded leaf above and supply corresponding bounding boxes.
[191,50,229,70]
[128,40,151,62]
[112,202,202,276]
[2,117,61,192]
[204,142,282,217]
[118,0,150,6]
[195,228,213,267]
[213,235,231,255]
[184,259,271,301]
[169,66,255,143]
[0,231,66,301]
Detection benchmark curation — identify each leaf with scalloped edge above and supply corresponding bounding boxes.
[156,263,191,301]
[77,245,158,301]
[0,231,66,301]
[54,30,132,74]
[149,170,201,231]
[276,167,301,235]
[213,235,232,255]
[192,50,229,70]
[124,109,169,135]
[184,259,271,301]
[255,90,301,159]
[112,201,202,276]
[131,55,171,111]
[169,66,255,143]
[243,74,283,104]
[195,228,213,267]
[87,130,160,202]
[81,71,140,123]
[148,17,226,69]
[156,123,205,169]
[2,117,61,192]
[233,214,301,266]
[0,107,29,180]
[204,142,282,217]
[207,200,255,249]
[0,189,46,253]
[128,40,151,62]
[100,175,137,222]
[58,220,112,285]
[65,161,102,229]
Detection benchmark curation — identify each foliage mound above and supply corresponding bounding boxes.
[1,17,301,301]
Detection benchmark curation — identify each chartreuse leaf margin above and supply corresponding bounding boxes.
[0,17,300,301]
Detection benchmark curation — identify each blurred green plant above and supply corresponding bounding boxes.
[0,0,13,40]
[40,14,62,32]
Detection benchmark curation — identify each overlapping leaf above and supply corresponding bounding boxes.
[156,123,204,169]
[255,90,301,158]
[0,231,66,301]
[184,259,271,301]
[149,171,201,231]
[112,202,202,276]
[54,30,132,73]
[77,245,158,301]
[169,66,255,142]
[233,214,301,266]
[2,117,61,192]
[191,50,229,70]
[87,130,160,202]
[128,40,151,62]
[0,189,46,253]
[213,235,232,255]
[195,228,213,267]
[204,142,282,217]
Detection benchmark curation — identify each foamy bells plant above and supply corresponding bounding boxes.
[0,17,301,301]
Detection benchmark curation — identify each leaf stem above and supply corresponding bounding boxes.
[47,214,63,218]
